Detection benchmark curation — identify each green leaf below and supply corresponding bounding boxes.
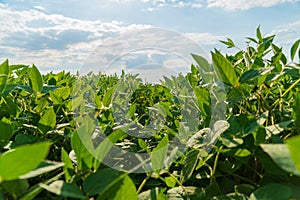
[286,135,300,171]
[98,175,137,200]
[191,54,211,72]
[103,87,115,107]
[138,187,167,200]
[240,67,274,83]
[94,129,126,163]
[246,37,258,44]
[256,26,263,43]
[49,92,62,104]
[181,149,199,183]
[83,168,120,196]
[167,187,205,199]
[234,149,251,157]
[291,39,300,61]
[165,176,177,188]
[0,142,51,181]
[29,65,43,93]
[260,144,300,176]
[212,51,238,86]
[265,121,292,136]
[293,92,300,129]
[40,180,86,199]
[19,161,64,179]
[71,129,95,171]
[249,183,291,200]
[191,54,212,83]
[61,148,75,183]
[51,86,70,100]
[220,38,235,48]
[0,59,9,94]
[151,136,169,172]
[84,169,137,200]
[38,107,56,133]
[221,135,243,148]
[0,118,13,150]
[2,179,29,199]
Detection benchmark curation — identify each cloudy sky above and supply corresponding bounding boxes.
[0,0,299,74]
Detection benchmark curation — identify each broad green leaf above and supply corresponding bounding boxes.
[2,179,29,199]
[83,168,120,196]
[165,176,177,188]
[40,180,86,199]
[234,149,251,157]
[138,138,149,152]
[138,187,167,200]
[98,175,137,200]
[191,54,211,72]
[84,169,137,199]
[19,161,64,179]
[151,136,169,172]
[212,51,238,86]
[249,183,291,200]
[51,86,70,100]
[235,184,255,196]
[71,130,95,171]
[1,96,18,116]
[265,121,292,136]
[12,134,37,147]
[49,92,62,104]
[38,107,56,133]
[0,142,51,181]
[94,129,126,163]
[29,65,43,93]
[291,39,300,61]
[293,92,300,129]
[35,98,49,113]
[221,135,243,148]
[0,118,13,150]
[103,87,114,107]
[260,144,300,176]
[286,135,300,171]
[9,64,28,71]
[191,54,212,83]
[194,87,210,116]
[167,186,205,199]
[181,149,199,183]
[0,59,9,94]
[61,148,75,183]
[240,67,274,83]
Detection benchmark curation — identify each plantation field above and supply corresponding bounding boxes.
[0,28,300,199]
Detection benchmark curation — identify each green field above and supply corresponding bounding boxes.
[0,28,300,199]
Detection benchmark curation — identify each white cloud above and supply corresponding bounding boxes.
[33,5,45,11]
[270,20,300,47]
[0,3,150,72]
[185,32,226,45]
[103,0,299,10]
[206,0,299,10]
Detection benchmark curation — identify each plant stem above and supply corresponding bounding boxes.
[137,175,150,194]
[212,146,222,176]
[270,77,300,109]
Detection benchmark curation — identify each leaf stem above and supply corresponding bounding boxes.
[137,175,150,194]
[270,77,300,109]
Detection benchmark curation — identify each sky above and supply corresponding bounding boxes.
[0,0,300,75]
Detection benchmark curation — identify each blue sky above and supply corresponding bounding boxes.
[0,0,300,73]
